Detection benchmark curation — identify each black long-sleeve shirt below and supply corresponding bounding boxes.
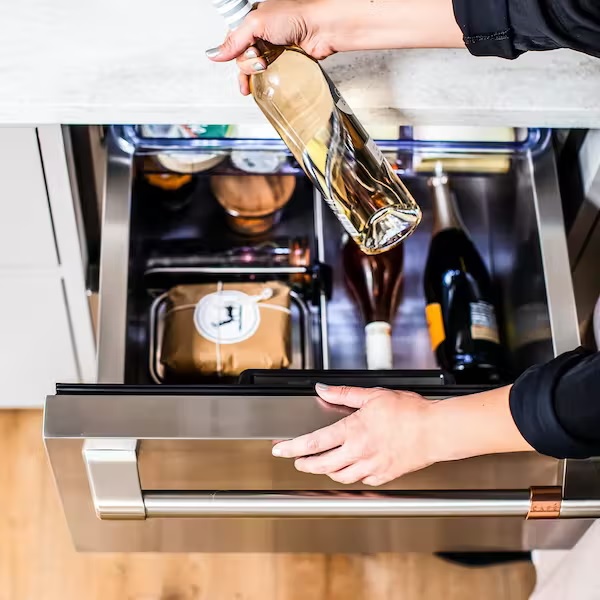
[453,0,600,59]
[449,2,600,457]
[510,348,600,459]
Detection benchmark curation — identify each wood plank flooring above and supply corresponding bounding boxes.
[0,410,536,600]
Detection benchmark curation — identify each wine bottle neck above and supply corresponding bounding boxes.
[428,172,463,235]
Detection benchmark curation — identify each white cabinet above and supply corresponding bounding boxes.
[0,128,58,268]
[0,272,78,407]
[0,126,95,408]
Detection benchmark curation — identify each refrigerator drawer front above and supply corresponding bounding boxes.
[44,388,600,552]
[44,130,599,552]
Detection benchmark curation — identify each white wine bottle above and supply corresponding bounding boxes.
[211,0,421,255]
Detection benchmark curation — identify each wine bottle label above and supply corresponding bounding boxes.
[470,301,500,344]
[366,137,385,167]
[425,303,446,351]
[365,322,393,370]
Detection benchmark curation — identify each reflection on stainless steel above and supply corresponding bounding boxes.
[83,439,145,520]
[143,490,531,519]
[145,266,308,275]
[569,131,600,328]
[529,149,580,355]
[96,134,134,383]
[148,290,314,383]
[313,188,330,369]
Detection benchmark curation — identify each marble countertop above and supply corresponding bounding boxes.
[1,0,599,127]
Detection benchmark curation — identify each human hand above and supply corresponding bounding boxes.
[271,383,533,486]
[206,0,339,95]
[272,384,440,486]
[206,0,465,96]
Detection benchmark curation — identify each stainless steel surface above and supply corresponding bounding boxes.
[313,188,330,369]
[569,130,600,328]
[148,290,314,383]
[96,134,134,383]
[143,491,531,518]
[145,266,309,276]
[529,149,581,354]
[83,439,145,519]
[44,132,595,552]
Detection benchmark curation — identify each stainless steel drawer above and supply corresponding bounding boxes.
[44,128,600,552]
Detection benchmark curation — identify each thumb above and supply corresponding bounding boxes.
[315,384,376,409]
[208,25,258,62]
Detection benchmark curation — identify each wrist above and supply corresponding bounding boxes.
[426,386,534,465]
[313,0,464,54]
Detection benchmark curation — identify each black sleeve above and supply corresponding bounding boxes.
[510,347,600,459]
[453,0,600,60]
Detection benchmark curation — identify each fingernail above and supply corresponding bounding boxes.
[272,446,282,457]
[205,46,221,58]
[252,62,266,72]
[245,48,258,58]
[315,383,330,393]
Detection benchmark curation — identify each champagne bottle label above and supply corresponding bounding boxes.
[470,301,500,344]
[425,303,445,351]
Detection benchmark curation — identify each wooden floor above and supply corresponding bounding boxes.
[0,410,535,600]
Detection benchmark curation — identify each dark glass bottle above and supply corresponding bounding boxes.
[423,171,505,384]
[343,237,404,370]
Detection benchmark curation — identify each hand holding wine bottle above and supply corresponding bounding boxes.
[343,237,404,370]
[208,0,422,255]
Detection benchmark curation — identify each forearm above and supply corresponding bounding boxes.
[427,386,534,464]
[315,0,464,53]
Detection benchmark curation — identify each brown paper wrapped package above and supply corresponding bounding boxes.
[161,281,292,377]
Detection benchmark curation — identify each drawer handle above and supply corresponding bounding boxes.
[142,488,578,520]
[83,443,600,521]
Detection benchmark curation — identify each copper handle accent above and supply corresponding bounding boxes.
[527,486,562,519]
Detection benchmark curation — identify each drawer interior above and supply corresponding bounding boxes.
[118,151,555,386]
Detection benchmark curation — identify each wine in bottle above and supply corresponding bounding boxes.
[424,170,505,384]
[343,236,404,370]
[211,0,421,255]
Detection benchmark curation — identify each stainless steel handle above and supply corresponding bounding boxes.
[81,433,600,523]
[137,490,600,520]
[143,491,531,519]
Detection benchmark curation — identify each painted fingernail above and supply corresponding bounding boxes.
[272,446,282,457]
[315,383,330,393]
[245,48,258,58]
[252,62,266,72]
[205,46,221,58]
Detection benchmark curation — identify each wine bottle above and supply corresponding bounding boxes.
[211,0,421,255]
[423,170,505,384]
[343,236,404,370]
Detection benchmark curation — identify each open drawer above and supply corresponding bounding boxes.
[44,127,600,552]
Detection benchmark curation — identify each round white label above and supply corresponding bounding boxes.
[194,290,261,344]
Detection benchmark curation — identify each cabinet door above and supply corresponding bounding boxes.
[0,272,78,407]
[0,128,58,268]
